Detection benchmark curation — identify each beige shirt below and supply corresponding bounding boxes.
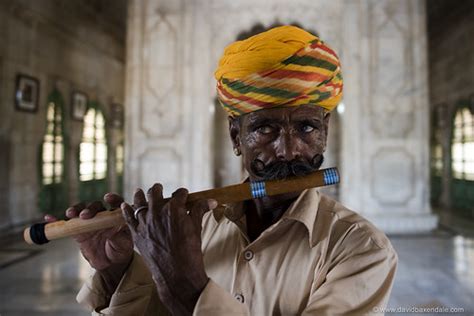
[77,188,398,315]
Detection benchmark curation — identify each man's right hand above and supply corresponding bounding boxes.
[44,193,134,298]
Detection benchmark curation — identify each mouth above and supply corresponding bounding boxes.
[250,154,324,181]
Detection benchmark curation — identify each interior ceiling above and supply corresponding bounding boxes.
[427,0,474,37]
[83,0,128,36]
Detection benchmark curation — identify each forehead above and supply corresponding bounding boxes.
[242,105,325,124]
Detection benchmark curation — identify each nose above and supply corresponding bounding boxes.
[275,132,301,161]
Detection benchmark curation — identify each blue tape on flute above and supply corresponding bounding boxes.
[323,167,340,185]
[250,181,267,198]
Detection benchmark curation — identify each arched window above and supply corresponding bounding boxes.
[79,102,108,202]
[452,107,474,180]
[451,104,474,217]
[42,101,64,185]
[39,90,68,216]
[80,107,107,181]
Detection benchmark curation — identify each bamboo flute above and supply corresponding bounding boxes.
[24,167,339,245]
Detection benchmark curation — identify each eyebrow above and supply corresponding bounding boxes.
[295,118,323,126]
[246,117,283,129]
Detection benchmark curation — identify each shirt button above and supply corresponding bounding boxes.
[234,293,245,303]
[244,250,254,261]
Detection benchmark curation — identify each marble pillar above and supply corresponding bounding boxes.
[339,0,437,233]
[124,0,214,198]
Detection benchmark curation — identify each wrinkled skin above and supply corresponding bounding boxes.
[120,185,217,315]
[51,104,330,314]
[229,105,330,241]
[231,105,329,182]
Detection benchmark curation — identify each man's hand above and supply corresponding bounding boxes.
[44,193,134,298]
[121,184,217,315]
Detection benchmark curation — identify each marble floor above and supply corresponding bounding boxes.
[0,231,473,315]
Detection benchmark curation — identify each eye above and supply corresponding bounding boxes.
[257,125,274,134]
[301,125,315,133]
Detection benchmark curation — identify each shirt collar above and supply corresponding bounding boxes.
[281,188,321,247]
[211,184,322,247]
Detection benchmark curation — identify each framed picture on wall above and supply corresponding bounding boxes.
[110,103,124,128]
[71,91,88,121]
[14,74,39,113]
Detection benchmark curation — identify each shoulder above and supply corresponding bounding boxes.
[317,193,397,258]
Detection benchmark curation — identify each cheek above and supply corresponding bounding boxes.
[242,132,260,147]
[307,133,326,150]
[241,133,269,160]
[296,133,327,159]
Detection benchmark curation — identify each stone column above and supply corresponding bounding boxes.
[124,0,214,198]
[339,0,438,233]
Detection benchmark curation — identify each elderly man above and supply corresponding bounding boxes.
[50,25,397,315]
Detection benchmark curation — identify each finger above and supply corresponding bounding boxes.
[133,189,148,223]
[170,188,188,216]
[44,214,57,223]
[104,193,124,209]
[121,202,138,231]
[147,183,164,216]
[65,202,86,219]
[80,201,106,219]
[133,189,147,207]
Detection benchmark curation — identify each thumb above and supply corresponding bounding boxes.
[108,227,133,252]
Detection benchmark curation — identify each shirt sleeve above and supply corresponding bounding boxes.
[302,230,398,315]
[193,278,249,316]
[76,252,170,315]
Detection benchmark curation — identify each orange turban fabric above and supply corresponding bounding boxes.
[214,25,343,117]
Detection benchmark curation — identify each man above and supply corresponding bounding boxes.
[49,25,397,315]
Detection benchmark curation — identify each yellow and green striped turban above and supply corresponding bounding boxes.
[214,25,343,117]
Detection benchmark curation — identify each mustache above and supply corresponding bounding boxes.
[250,154,324,181]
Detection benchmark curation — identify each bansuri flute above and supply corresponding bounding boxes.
[24,167,340,245]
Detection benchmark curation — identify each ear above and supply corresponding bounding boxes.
[322,112,331,151]
[228,116,241,154]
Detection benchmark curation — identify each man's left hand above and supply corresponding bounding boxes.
[121,183,217,315]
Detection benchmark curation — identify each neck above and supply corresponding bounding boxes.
[245,187,302,242]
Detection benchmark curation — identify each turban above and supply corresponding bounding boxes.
[214,25,343,117]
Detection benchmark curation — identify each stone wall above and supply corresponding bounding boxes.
[125,0,437,233]
[0,0,126,229]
